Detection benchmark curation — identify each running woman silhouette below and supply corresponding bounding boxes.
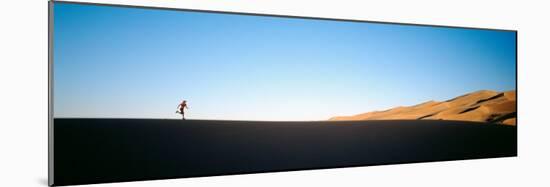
[176,100,189,120]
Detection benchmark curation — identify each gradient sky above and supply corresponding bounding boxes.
[53,3,516,121]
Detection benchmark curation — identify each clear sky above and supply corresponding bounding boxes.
[53,3,516,121]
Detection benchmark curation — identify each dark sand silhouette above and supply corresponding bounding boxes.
[53,118,516,186]
[329,90,516,125]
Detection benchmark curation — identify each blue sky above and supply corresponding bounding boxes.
[53,3,516,121]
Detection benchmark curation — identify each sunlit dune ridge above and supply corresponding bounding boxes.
[329,90,517,125]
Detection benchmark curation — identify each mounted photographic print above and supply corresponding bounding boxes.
[49,1,517,186]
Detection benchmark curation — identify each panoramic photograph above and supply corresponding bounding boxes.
[51,2,517,186]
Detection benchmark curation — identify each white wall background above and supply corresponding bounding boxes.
[0,0,548,186]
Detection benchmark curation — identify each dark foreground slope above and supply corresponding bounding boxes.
[53,119,516,186]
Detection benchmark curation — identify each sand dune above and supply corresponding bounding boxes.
[54,118,516,185]
[329,90,516,125]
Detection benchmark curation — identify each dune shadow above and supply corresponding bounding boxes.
[459,106,480,114]
[475,93,504,104]
[417,113,436,120]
